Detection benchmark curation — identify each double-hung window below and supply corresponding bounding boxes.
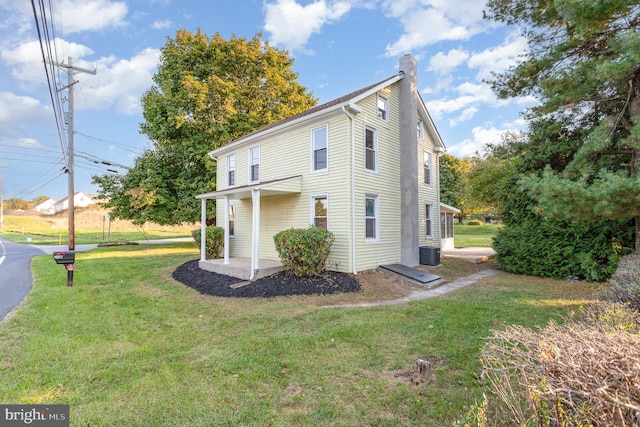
[249,146,260,182]
[417,119,423,139]
[227,154,235,187]
[377,95,388,121]
[425,204,433,238]
[365,195,379,241]
[423,151,432,185]
[312,125,328,172]
[365,126,378,172]
[311,195,328,229]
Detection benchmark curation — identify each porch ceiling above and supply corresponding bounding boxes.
[196,175,302,200]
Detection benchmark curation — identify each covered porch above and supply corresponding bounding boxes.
[196,175,302,280]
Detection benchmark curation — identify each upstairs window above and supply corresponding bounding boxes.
[417,119,423,139]
[227,154,235,187]
[364,126,378,172]
[312,125,328,172]
[377,95,388,121]
[311,195,328,229]
[250,146,260,182]
[423,151,432,185]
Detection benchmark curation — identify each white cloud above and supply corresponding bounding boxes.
[264,0,351,53]
[151,19,172,30]
[447,125,507,157]
[383,0,491,56]
[429,48,469,75]
[0,92,51,136]
[1,38,95,93]
[56,0,128,35]
[467,32,529,81]
[77,47,160,114]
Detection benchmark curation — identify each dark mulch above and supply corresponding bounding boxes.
[172,259,361,298]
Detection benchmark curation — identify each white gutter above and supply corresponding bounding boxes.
[342,104,362,275]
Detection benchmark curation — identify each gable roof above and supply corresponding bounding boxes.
[208,69,446,158]
[208,73,403,158]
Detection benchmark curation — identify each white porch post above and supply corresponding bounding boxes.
[250,189,261,280]
[223,196,230,265]
[200,198,207,261]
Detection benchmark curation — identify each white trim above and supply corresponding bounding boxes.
[310,193,329,229]
[200,199,207,262]
[250,189,261,280]
[310,124,329,174]
[223,196,230,264]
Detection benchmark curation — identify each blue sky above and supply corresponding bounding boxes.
[0,0,536,202]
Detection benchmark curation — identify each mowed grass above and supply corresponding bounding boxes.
[453,223,500,248]
[0,207,195,244]
[0,243,602,426]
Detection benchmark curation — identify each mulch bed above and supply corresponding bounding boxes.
[172,259,361,298]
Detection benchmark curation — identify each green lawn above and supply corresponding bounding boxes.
[453,223,500,247]
[0,243,601,426]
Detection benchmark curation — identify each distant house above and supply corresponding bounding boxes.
[53,192,95,213]
[34,198,56,215]
[197,54,447,280]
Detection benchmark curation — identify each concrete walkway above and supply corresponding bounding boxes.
[328,268,501,308]
[442,247,496,264]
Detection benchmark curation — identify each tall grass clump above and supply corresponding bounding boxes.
[597,252,640,311]
[459,253,640,426]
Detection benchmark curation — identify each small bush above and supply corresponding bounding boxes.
[597,252,640,311]
[273,227,335,277]
[191,227,224,259]
[467,220,483,226]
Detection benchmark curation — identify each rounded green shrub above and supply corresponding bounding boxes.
[273,226,335,277]
[467,220,483,226]
[191,227,224,259]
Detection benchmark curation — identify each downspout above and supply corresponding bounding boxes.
[342,105,358,275]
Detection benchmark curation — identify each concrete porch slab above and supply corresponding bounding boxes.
[199,257,283,281]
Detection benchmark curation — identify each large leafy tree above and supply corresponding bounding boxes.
[93,30,317,225]
[485,0,640,248]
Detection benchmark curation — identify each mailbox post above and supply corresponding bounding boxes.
[53,251,75,287]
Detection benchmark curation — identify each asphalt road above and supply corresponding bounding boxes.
[0,237,45,322]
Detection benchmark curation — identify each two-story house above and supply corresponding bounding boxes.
[196,54,446,280]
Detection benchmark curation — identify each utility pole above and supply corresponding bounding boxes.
[53,57,96,286]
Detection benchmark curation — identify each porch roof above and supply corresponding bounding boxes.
[196,175,302,201]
